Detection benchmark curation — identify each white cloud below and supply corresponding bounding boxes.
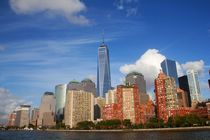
[0,88,28,124]
[126,7,138,17]
[9,0,89,25]
[114,0,138,16]
[120,49,166,90]
[119,49,206,92]
[182,60,204,74]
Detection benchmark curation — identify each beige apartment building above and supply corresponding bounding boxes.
[65,90,94,128]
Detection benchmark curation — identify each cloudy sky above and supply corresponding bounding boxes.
[0,0,210,123]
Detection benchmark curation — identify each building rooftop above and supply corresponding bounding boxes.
[69,80,79,84]
[126,71,143,77]
[81,78,93,83]
[44,92,54,95]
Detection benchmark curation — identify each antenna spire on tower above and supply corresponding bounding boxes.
[102,29,105,45]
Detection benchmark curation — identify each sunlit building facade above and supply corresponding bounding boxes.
[65,90,94,128]
[187,70,201,103]
[38,92,55,127]
[155,71,178,122]
[15,105,31,127]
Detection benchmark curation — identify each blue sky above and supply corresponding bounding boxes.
[0,0,210,123]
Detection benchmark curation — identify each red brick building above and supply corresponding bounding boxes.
[102,85,147,124]
[155,71,179,122]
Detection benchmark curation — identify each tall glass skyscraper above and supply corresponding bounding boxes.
[55,84,67,122]
[161,59,179,86]
[187,69,201,102]
[97,43,111,97]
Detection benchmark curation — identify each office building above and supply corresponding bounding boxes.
[81,79,96,96]
[30,108,39,126]
[125,72,146,94]
[178,75,191,107]
[67,79,96,95]
[67,80,81,91]
[187,70,201,103]
[55,84,67,122]
[161,59,179,86]
[38,92,55,127]
[125,72,149,104]
[15,105,31,127]
[7,111,16,127]
[97,43,111,97]
[103,85,144,124]
[155,71,178,122]
[65,90,94,128]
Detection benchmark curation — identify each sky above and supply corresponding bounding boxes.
[0,0,210,123]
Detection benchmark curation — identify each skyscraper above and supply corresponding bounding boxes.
[187,70,201,103]
[15,105,31,127]
[155,71,178,122]
[178,75,191,107]
[65,90,94,128]
[125,72,146,94]
[97,43,111,97]
[37,92,55,127]
[161,59,179,86]
[81,79,96,96]
[55,84,67,123]
[125,72,149,104]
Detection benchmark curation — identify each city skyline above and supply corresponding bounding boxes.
[0,0,210,123]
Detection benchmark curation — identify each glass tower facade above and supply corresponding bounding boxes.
[55,84,67,122]
[187,69,201,102]
[161,59,179,86]
[97,43,111,97]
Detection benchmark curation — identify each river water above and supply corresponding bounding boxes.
[0,130,210,140]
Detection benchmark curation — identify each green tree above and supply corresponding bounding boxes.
[122,119,131,128]
[77,121,95,130]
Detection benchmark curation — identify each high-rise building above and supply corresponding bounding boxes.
[155,71,178,122]
[187,70,201,103]
[125,72,149,104]
[7,111,16,127]
[125,72,146,94]
[15,105,31,127]
[178,75,191,107]
[55,84,67,123]
[97,43,111,97]
[67,80,81,91]
[65,90,94,128]
[103,85,144,124]
[38,92,55,127]
[161,59,179,86]
[81,79,96,96]
[67,79,96,95]
[30,108,39,126]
